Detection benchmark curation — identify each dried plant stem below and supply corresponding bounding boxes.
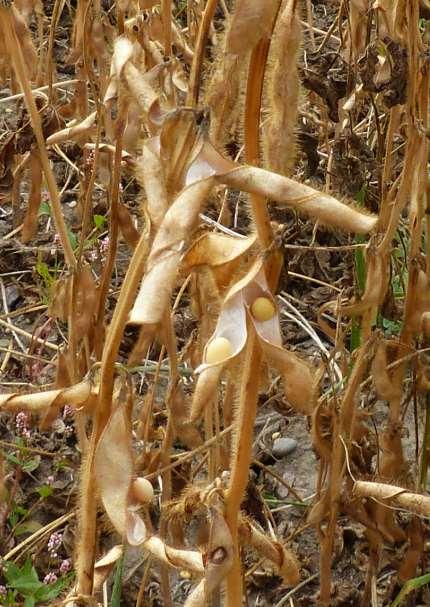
[95,105,126,330]
[244,38,274,249]
[187,0,218,106]
[225,25,281,605]
[0,4,75,269]
[187,0,218,107]
[225,327,262,605]
[76,226,151,597]
[162,0,172,56]
[319,343,370,604]
[47,0,64,101]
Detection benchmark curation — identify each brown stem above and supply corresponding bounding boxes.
[0,5,76,269]
[161,0,172,56]
[225,16,282,601]
[187,0,219,107]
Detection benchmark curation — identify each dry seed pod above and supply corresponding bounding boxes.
[226,0,279,55]
[46,112,97,146]
[186,141,378,235]
[197,292,249,373]
[184,232,257,294]
[0,379,92,414]
[94,400,146,545]
[170,385,203,449]
[139,536,204,572]
[422,311,430,337]
[129,178,215,326]
[74,265,97,338]
[264,344,315,415]
[93,545,123,592]
[117,202,139,249]
[135,138,169,233]
[189,366,223,423]
[264,0,301,175]
[409,270,430,333]
[353,480,430,517]
[341,246,389,315]
[132,478,154,504]
[239,518,300,586]
[21,151,42,242]
[371,340,402,401]
[183,233,257,273]
[185,505,233,607]
[104,36,135,104]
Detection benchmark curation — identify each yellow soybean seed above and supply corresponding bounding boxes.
[205,337,232,364]
[132,478,154,504]
[251,297,276,322]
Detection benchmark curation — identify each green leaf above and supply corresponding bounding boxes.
[38,201,51,216]
[23,596,36,607]
[93,214,106,230]
[391,571,430,606]
[111,553,124,607]
[15,520,43,536]
[4,559,41,595]
[7,505,28,527]
[22,456,41,473]
[6,452,22,467]
[382,317,402,336]
[36,262,54,288]
[36,485,53,499]
[67,228,78,251]
[35,572,74,601]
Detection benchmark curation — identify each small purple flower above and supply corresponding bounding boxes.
[47,475,55,485]
[42,191,50,202]
[43,572,58,584]
[15,411,31,439]
[59,559,71,574]
[47,531,62,557]
[100,236,110,254]
[0,584,6,600]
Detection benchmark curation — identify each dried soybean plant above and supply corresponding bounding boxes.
[0,0,429,606]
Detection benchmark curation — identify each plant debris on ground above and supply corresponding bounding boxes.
[0,0,429,606]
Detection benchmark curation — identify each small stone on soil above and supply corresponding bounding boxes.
[272,437,298,458]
